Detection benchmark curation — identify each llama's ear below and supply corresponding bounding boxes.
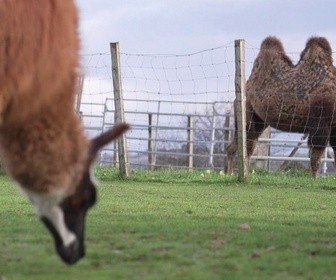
[89,123,129,159]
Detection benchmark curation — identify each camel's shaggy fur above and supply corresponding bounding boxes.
[227,36,336,177]
[0,0,129,264]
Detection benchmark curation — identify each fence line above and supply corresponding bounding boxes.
[79,41,336,175]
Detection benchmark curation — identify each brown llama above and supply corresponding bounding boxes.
[0,1,129,264]
[226,36,336,177]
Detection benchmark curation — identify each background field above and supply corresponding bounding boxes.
[1,168,336,280]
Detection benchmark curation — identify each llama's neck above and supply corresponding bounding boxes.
[0,107,88,194]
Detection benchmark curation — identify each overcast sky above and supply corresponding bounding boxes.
[76,0,336,58]
[74,0,336,144]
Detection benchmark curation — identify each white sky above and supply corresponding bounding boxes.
[76,0,336,56]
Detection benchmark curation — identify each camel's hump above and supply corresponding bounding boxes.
[260,36,285,53]
[300,36,333,64]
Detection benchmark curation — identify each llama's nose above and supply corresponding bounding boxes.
[57,239,84,265]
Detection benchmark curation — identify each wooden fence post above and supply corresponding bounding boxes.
[234,39,248,181]
[187,116,194,170]
[148,114,154,170]
[110,42,129,176]
[208,104,216,167]
[76,73,84,115]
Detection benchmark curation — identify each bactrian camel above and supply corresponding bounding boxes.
[227,36,336,177]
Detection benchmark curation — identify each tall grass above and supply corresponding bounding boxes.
[1,168,336,279]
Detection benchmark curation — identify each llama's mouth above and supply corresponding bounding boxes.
[56,239,84,265]
[41,216,84,265]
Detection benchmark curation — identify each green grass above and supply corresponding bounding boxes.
[1,168,336,279]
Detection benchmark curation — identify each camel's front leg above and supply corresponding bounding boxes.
[309,147,325,178]
[226,131,237,174]
[308,127,329,177]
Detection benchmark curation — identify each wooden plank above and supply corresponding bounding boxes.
[278,133,308,170]
[255,127,271,169]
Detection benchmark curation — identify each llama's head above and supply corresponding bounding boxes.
[0,105,129,265]
[38,123,129,264]
[40,169,96,264]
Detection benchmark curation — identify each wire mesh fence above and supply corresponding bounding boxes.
[78,38,336,175]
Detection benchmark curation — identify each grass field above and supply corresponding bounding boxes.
[1,168,336,279]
